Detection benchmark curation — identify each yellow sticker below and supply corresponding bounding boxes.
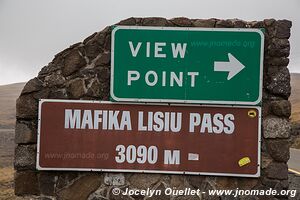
[238,157,251,167]
[248,110,257,118]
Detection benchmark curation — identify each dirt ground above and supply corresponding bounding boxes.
[0,167,15,200]
[0,129,15,199]
[0,129,33,200]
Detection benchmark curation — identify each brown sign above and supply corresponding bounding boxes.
[37,99,261,177]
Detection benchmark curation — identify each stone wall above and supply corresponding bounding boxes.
[15,17,292,200]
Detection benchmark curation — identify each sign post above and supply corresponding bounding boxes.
[37,99,261,177]
[111,26,264,105]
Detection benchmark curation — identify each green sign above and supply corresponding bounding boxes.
[111,26,264,105]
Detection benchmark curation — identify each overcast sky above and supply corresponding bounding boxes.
[0,0,299,85]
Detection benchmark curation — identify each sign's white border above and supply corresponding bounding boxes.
[110,26,264,105]
[37,99,261,178]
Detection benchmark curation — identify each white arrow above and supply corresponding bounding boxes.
[214,53,245,80]
[188,153,199,161]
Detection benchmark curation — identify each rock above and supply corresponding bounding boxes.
[88,185,109,200]
[232,19,247,28]
[80,68,98,78]
[219,196,236,200]
[97,67,110,83]
[275,20,292,39]
[142,17,168,26]
[206,180,251,199]
[264,19,276,27]
[263,116,291,138]
[32,88,50,100]
[62,49,86,76]
[104,34,111,51]
[240,196,259,200]
[98,82,110,100]
[236,178,258,190]
[276,179,289,190]
[84,39,102,61]
[170,175,185,189]
[288,174,300,199]
[193,19,216,27]
[265,162,288,180]
[43,71,66,87]
[15,171,40,195]
[118,17,137,25]
[67,78,86,98]
[261,137,268,152]
[261,177,280,187]
[101,25,112,35]
[291,122,300,136]
[270,100,291,117]
[38,172,57,196]
[38,63,62,77]
[15,121,36,144]
[104,173,125,186]
[291,137,300,149]
[249,21,265,28]
[37,197,56,200]
[48,88,69,99]
[14,144,36,170]
[290,136,300,149]
[266,67,291,99]
[69,42,82,49]
[57,174,102,200]
[199,179,219,200]
[262,178,288,191]
[262,101,272,117]
[21,77,43,94]
[170,17,193,27]
[56,172,82,190]
[16,94,38,119]
[94,32,108,47]
[186,176,206,189]
[86,79,101,97]
[215,20,234,28]
[262,90,284,101]
[175,195,200,200]
[102,25,113,33]
[266,57,289,66]
[129,174,160,190]
[266,139,290,162]
[261,153,273,169]
[95,52,111,66]
[269,47,290,57]
[268,38,290,57]
[108,187,134,200]
[215,177,238,189]
[266,30,276,42]
[266,66,279,78]
[147,182,170,200]
[83,32,97,44]
[250,185,276,200]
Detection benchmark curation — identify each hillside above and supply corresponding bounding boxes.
[0,83,24,199]
[290,73,300,122]
[0,83,25,129]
